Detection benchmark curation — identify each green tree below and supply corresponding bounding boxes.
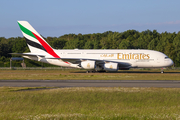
[63,38,79,49]
[148,38,158,50]
[84,40,94,49]
[0,42,11,57]
[11,38,27,53]
[173,32,180,66]
[52,39,67,49]
[118,39,130,49]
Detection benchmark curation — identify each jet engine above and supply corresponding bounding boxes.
[81,61,96,69]
[104,62,119,71]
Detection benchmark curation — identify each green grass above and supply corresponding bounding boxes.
[0,69,180,80]
[0,87,180,119]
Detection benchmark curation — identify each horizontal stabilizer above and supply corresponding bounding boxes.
[9,53,45,57]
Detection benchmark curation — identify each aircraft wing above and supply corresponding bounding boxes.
[47,57,132,68]
[10,53,131,69]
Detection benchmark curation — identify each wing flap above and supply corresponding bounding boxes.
[45,57,132,67]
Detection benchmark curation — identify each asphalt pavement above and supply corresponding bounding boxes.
[0,80,180,88]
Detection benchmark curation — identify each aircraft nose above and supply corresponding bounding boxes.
[164,58,174,67]
[167,58,174,66]
[169,59,174,66]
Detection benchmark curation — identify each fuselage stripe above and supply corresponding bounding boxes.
[32,32,60,58]
[25,38,47,52]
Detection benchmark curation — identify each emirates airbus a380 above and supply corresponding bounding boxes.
[11,21,174,73]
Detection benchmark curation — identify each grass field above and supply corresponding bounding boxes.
[0,87,180,119]
[0,69,180,80]
[0,69,180,119]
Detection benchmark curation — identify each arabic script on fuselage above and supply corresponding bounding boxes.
[100,54,114,57]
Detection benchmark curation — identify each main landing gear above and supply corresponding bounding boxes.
[86,70,106,73]
[86,70,96,73]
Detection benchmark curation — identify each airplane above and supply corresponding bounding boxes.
[11,21,174,73]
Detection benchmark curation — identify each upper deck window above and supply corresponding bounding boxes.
[67,53,81,54]
[165,57,169,59]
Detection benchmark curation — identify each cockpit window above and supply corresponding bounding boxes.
[165,57,169,59]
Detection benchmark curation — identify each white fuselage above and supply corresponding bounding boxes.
[24,49,174,70]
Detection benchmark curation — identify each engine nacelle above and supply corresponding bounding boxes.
[104,63,119,71]
[81,61,95,69]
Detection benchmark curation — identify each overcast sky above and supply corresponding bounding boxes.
[0,0,180,38]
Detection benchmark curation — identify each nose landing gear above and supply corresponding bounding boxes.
[161,68,164,73]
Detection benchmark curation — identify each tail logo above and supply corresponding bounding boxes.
[18,22,60,58]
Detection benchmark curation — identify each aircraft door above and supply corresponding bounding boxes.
[156,57,160,63]
[63,52,66,57]
[82,52,85,57]
[155,56,164,67]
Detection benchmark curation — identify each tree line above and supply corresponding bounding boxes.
[0,29,180,67]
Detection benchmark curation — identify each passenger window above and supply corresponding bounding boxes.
[165,57,169,59]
